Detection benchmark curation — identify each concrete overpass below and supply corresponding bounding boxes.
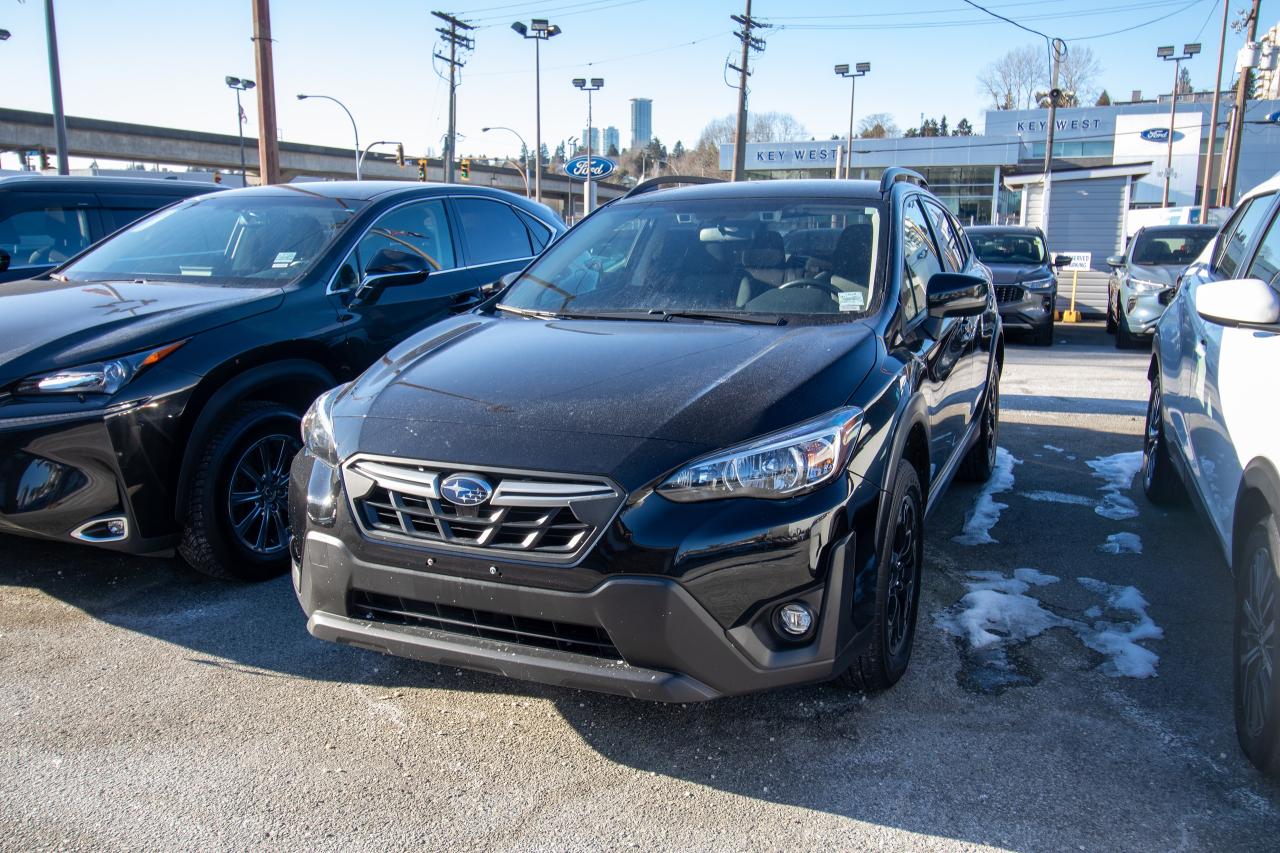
[0,108,624,215]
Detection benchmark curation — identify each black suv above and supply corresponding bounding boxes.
[290,172,1003,701]
[0,181,563,579]
[0,174,219,283]
[966,225,1068,346]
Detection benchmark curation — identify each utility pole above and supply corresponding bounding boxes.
[43,0,69,174]
[251,0,280,185]
[433,10,474,184]
[1202,0,1231,223]
[729,0,769,182]
[1220,0,1261,206]
[1039,38,1066,233]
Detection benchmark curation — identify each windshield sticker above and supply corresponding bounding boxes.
[838,291,865,312]
[272,251,297,269]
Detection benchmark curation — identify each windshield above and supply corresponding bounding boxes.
[970,232,1046,265]
[499,197,884,319]
[1130,228,1214,266]
[59,191,367,285]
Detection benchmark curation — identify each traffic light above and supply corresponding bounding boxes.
[396,143,405,168]
[417,158,427,182]
[38,147,50,171]
[460,158,470,181]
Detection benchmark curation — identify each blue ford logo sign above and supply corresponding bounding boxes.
[439,474,493,506]
[563,155,616,180]
[1140,127,1182,143]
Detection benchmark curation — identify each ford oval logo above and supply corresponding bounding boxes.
[563,155,616,180]
[439,474,493,506]
[1140,127,1182,143]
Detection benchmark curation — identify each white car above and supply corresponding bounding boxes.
[1145,172,1280,774]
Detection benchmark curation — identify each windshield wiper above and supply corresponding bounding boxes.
[495,304,560,320]
[653,309,787,326]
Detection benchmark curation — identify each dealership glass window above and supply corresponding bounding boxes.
[1027,140,1114,159]
[1245,209,1280,288]
[1215,195,1274,279]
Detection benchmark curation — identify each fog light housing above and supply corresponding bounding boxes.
[775,602,815,638]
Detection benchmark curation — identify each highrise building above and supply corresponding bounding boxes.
[603,126,620,154]
[630,98,653,150]
[580,127,600,154]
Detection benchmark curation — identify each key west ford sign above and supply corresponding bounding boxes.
[1014,118,1103,133]
[1139,127,1184,143]
[563,155,616,180]
[718,142,844,170]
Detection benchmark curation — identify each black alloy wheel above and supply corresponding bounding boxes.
[1236,515,1280,775]
[959,367,999,482]
[885,492,921,658]
[227,433,296,556]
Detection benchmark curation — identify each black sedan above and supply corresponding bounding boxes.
[0,181,563,579]
[290,172,1004,701]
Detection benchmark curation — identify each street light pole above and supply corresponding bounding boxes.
[573,78,603,215]
[226,76,256,183]
[512,19,561,204]
[297,94,361,179]
[482,127,532,197]
[835,62,870,180]
[358,140,404,176]
[43,0,70,174]
[1157,43,1200,208]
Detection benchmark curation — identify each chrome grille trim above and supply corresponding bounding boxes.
[342,454,623,565]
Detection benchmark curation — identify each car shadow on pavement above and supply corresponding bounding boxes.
[2,413,1276,849]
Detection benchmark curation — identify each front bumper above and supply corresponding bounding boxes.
[996,287,1056,330]
[291,451,881,702]
[1119,289,1168,337]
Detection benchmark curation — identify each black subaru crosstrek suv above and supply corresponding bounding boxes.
[291,171,1003,701]
[0,181,563,579]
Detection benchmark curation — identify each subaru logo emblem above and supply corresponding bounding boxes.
[439,473,493,506]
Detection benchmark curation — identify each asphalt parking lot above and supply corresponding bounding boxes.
[2,322,1277,851]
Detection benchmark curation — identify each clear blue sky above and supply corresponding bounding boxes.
[2,0,1275,164]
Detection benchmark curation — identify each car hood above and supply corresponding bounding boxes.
[1129,265,1181,287]
[0,278,284,386]
[982,262,1052,285]
[334,313,879,489]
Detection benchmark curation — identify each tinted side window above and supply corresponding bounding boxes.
[359,199,456,272]
[923,200,965,271]
[902,197,942,318]
[1245,210,1280,288]
[455,198,534,265]
[515,209,554,252]
[1216,196,1274,278]
[0,201,93,268]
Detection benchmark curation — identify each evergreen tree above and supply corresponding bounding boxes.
[672,140,686,159]
[1095,89,1111,106]
[553,142,566,163]
[539,143,550,166]
[939,115,949,136]
[952,118,974,136]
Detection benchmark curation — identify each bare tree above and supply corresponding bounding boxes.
[1056,44,1103,106]
[977,45,1042,110]
[857,113,899,138]
[750,111,809,142]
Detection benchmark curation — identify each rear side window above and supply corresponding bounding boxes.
[515,209,554,252]
[455,198,534,265]
[1216,196,1274,279]
[0,202,93,269]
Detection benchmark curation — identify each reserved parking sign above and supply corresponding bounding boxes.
[1059,251,1092,271]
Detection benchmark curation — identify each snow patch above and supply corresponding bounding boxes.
[1076,577,1163,678]
[1087,451,1144,520]
[1022,490,1096,506]
[1099,532,1143,555]
[952,448,1021,545]
[936,569,1068,649]
[1042,444,1064,453]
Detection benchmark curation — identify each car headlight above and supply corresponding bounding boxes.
[301,384,345,467]
[15,341,185,396]
[1129,277,1165,294]
[1021,276,1055,291]
[658,407,863,502]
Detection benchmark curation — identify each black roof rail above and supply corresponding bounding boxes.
[879,167,928,194]
[622,175,725,200]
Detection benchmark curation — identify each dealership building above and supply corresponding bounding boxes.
[720,96,1280,312]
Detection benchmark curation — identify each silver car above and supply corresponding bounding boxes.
[1107,224,1215,349]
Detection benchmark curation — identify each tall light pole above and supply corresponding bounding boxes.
[834,62,870,180]
[297,93,361,179]
[572,78,603,215]
[483,126,531,197]
[512,19,561,204]
[225,76,256,183]
[358,140,404,177]
[1158,43,1200,207]
[43,0,70,174]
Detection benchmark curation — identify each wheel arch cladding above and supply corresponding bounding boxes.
[173,357,339,523]
[1235,459,1280,571]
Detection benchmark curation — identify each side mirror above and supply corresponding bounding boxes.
[926,272,988,319]
[1195,278,1280,329]
[352,248,429,305]
[0,249,9,273]
[1054,255,1072,269]
[1106,255,1126,268]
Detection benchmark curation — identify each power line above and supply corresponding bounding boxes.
[1065,0,1209,41]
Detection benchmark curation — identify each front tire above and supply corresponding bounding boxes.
[1141,381,1183,505]
[1115,303,1139,349]
[178,402,302,581]
[1235,514,1280,775]
[1105,293,1117,333]
[836,459,924,692]
[1031,317,1055,347]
